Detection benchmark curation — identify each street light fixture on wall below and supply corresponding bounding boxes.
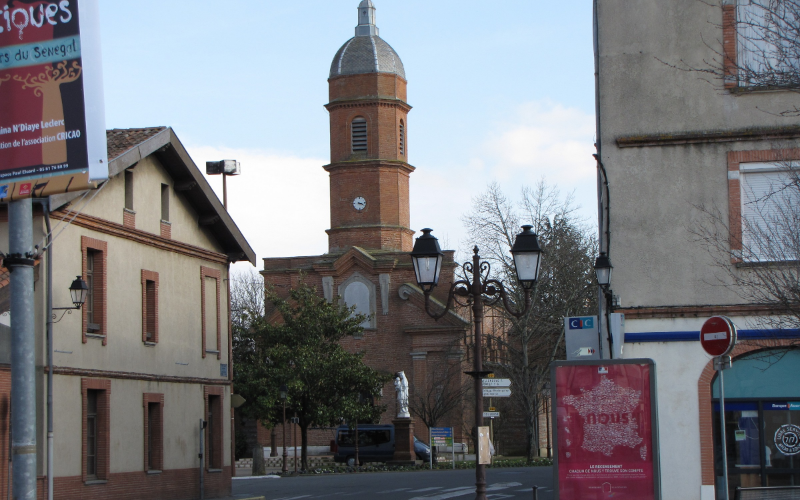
[52,276,89,322]
[594,252,615,358]
[410,225,542,500]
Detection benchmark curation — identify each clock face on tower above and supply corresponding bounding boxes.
[353,196,366,211]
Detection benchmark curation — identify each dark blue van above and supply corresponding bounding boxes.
[333,424,394,465]
[333,425,431,465]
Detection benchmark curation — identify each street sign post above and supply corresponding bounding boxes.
[482,388,511,398]
[482,378,511,387]
[701,316,737,500]
[430,427,455,470]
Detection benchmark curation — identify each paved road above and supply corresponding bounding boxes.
[232,467,553,500]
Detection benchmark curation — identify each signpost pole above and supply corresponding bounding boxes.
[451,427,455,470]
[717,356,729,500]
[8,198,37,500]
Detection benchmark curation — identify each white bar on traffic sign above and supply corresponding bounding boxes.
[482,378,512,387]
[483,412,500,418]
[483,388,512,397]
[703,331,727,341]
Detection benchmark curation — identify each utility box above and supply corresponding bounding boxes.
[609,313,625,359]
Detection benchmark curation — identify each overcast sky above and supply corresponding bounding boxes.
[99,1,597,274]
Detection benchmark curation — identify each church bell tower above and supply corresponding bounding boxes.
[325,0,414,253]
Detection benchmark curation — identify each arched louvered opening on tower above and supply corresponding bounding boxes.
[352,118,367,153]
[399,120,405,156]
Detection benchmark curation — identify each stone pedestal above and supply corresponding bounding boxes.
[389,418,416,465]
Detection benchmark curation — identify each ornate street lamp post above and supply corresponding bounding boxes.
[410,226,542,500]
[279,384,288,474]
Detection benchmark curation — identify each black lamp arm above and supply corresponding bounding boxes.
[483,278,532,319]
[422,279,470,320]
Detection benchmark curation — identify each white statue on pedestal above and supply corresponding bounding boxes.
[394,371,410,418]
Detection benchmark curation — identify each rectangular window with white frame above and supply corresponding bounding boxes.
[739,161,800,262]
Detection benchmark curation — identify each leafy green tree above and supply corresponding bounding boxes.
[237,280,389,470]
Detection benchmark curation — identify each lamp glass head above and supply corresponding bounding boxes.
[510,225,542,287]
[410,229,444,290]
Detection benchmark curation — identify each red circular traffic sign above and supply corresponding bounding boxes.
[700,316,737,357]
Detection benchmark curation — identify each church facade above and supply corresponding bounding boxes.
[261,1,470,448]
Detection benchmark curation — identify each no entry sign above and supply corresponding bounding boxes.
[700,316,737,357]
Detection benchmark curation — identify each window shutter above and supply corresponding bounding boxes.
[740,168,800,261]
[399,120,405,156]
[352,118,367,152]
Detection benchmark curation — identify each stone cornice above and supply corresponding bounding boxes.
[616,125,800,148]
[325,97,412,113]
[617,303,783,319]
[323,159,415,174]
[56,210,229,265]
[51,366,231,386]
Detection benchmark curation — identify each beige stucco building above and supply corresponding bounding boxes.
[0,127,254,500]
[596,1,800,499]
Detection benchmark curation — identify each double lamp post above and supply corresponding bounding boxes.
[410,225,542,500]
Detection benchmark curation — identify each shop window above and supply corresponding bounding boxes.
[711,350,800,493]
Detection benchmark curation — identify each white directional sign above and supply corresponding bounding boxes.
[482,378,512,387]
[483,411,500,418]
[483,388,512,398]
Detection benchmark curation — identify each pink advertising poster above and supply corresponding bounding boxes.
[553,360,660,500]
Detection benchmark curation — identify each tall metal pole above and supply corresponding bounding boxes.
[471,249,487,500]
[8,198,37,500]
[717,358,729,500]
[43,203,54,500]
[222,173,227,210]
[281,400,287,474]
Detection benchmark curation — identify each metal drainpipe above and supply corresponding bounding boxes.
[42,201,54,500]
[593,0,612,359]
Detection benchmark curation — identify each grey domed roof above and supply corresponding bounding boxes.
[329,35,406,79]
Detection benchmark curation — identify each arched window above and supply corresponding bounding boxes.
[338,273,376,330]
[352,118,367,153]
[399,120,405,156]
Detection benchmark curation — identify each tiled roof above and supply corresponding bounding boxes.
[106,127,167,160]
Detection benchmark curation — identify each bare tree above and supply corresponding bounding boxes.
[692,160,800,344]
[408,348,471,460]
[461,181,597,461]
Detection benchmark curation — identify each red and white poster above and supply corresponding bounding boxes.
[0,0,106,200]
[552,360,661,500]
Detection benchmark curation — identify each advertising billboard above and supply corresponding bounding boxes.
[552,359,661,500]
[0,0,107,201]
